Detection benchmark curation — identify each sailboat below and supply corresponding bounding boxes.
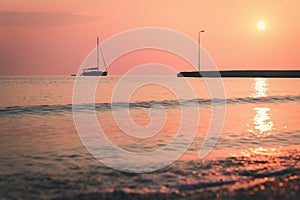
[81,37,108,76]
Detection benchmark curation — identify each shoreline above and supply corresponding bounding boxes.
[177,70,300,78]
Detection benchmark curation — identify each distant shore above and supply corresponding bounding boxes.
[177,70,300,78]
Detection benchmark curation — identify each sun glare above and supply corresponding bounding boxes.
[257,21,266,31]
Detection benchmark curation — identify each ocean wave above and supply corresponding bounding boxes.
[0,95,300,117]
[2,149,300,199]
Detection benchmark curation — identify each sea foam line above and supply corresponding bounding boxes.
[0,95,299,117]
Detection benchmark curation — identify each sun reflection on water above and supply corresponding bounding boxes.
[248,78,274,137]
[247,78,274,137]
[250,147,280,155]
[245,78,277,155]
[239,147,281,156]
[248,107,274,137]
[253,78,268,98]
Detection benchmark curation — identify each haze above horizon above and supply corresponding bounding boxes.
[0,0,299,75]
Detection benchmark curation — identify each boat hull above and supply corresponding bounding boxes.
[81,71,107,76]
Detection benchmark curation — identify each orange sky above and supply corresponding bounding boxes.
[0,0,299,75]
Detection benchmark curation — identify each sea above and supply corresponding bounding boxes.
[0,76,300,199]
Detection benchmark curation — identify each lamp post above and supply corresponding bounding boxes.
[198,29,205,71]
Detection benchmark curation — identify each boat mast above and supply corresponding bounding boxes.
[97,36,107,72]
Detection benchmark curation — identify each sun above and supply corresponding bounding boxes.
[257,21,266,31]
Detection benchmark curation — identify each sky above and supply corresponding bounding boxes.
[0,0,299,75]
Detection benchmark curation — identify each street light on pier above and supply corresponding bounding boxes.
[198,29,205,71]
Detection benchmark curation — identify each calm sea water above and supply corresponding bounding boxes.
[0,76,300,199]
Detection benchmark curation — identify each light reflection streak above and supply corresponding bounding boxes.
[248,78,274,137]
[250,147,279,155]
[248,107,274,137]
[246,78,277,155]
[238,147,281,157]
[253,78,267,98]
